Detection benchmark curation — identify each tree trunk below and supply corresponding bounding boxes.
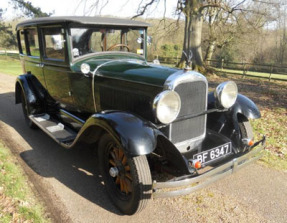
[190,13,204,70]
[204,40,216,65]
[177,0,204,71]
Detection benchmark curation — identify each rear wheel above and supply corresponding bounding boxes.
[21,91,37,129]
[98,134,152,215]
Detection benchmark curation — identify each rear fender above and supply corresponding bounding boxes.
[15,74,47,113]
[15,74,37,105]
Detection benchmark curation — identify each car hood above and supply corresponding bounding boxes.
[71,54,178,87]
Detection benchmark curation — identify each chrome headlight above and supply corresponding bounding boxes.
[153,90,181,124]
[214,81,238,109]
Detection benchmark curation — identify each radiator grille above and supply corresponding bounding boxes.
[170,81,207,144]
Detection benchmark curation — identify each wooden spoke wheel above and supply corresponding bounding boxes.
[98,134,152,215]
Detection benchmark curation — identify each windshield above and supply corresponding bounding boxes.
[70,27,146,58]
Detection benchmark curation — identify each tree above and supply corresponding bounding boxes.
[0,8,17,49]
[133,0,259,71]
[11,0,53,18]
[76,0,274,71]
[203,0,271,65]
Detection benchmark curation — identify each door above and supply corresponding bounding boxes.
[18,27,46,86]
[40,25,74,109]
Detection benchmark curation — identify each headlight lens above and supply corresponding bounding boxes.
[153,90,181,124]
[214,81,238,109]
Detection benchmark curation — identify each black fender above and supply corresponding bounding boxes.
[15,74,47,113]
[207,93,261,150]
[77,111,160,156]
[208,92,261,121]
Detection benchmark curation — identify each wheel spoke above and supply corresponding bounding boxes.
[109,159,116,166]
[124,165,130,171]
[125,173,132,181]
[113,148,119,160]
[120,179,124,192]
[124,178,132,192]
[110,150,117,161]
[118,149,124,160]
[122,155,127,165]
[115,176,120,184]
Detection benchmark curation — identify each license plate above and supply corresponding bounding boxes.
[193,143,232,164]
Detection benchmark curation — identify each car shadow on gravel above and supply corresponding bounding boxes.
[0,92,124,216]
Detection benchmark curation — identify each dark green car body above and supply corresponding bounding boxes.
[15,16,265,215]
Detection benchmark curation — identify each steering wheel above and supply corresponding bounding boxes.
[107,44,130,52]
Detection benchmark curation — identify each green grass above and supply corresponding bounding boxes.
[251,107,287,171]
[0,141,49,222]
[0,57,22,76]
[216,68,287,81]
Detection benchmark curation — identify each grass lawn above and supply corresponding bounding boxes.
[252,107,287,171]
[0,57,22,76]
[0,141,49,222]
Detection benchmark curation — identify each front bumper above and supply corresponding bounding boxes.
[152,136,266,198]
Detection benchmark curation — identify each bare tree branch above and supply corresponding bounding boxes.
[131,0,158,19]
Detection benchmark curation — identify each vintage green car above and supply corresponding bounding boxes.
[15,16,265,215]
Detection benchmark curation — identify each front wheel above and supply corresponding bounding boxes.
[98,134,152,215]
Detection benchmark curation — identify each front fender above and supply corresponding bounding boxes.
[208,93,261,150]
[230,94,261,119]
[79,111,159,156]
[208,93,261,120]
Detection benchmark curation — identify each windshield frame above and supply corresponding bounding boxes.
[68,24,147,62]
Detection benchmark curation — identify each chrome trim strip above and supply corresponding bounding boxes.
[152,143,264,198]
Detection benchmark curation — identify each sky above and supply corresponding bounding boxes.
[1,0,178,20]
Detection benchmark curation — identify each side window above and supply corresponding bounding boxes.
[19,30,27,55]
[26,28,40,57]
[89,32,103,52]
[43,27,65,60]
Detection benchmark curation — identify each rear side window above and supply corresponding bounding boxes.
[43,27,65,60]
[19,30,27,55]
[26,28,40,57]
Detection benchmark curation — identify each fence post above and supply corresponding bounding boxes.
[221,59,224,71]
[269,64,273,81]
[242,62,246,78]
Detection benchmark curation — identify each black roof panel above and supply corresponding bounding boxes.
[16,16,150,29]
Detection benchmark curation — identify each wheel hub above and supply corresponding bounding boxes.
[109,167,119,178]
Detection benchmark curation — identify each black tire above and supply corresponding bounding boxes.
[21,91,38,129]
[238,119,253,140]
[98,134,152,215]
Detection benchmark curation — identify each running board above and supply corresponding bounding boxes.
[29,113,77,147]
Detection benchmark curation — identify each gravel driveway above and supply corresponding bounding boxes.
[0,73,286,223]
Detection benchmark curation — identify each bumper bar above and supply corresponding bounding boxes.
[152,136,266,198]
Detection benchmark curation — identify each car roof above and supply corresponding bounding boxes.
[16,16,150,29]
